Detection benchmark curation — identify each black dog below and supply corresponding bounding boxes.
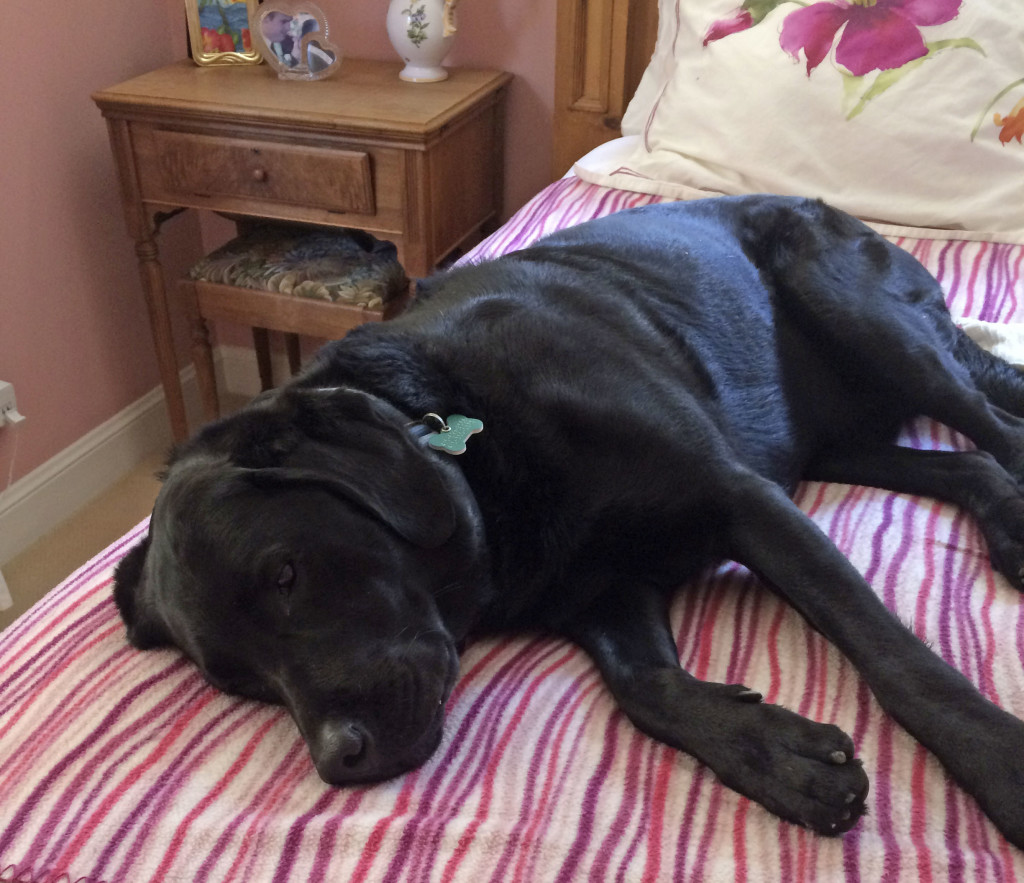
[114,196,1024,847]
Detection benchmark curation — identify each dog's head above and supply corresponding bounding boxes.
[113,387,488,784]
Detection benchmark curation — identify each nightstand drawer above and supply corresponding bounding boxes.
[152,130,375,215]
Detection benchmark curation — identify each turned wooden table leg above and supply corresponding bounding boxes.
[285,333,302,376]
[135,235,189,442]
[179,280,220,424]
[252,327,274,390]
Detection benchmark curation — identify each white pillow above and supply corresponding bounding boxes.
[620,2,680,135]
[587,0,1024,241]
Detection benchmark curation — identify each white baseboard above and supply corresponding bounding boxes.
[219,343,296,399]
[0,345,275,567]
[0,366,195,566]
[0,565,10,610]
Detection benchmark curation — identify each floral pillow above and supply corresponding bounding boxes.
[595,0,1024,241]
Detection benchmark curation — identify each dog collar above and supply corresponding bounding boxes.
[306,387,483,456]
[408,413,484,455]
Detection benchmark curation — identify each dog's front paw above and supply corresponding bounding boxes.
[701,702,869,835]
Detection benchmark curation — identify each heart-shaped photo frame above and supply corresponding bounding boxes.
[253,0,342,81]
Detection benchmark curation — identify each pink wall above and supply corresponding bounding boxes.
[0,0,203,488]
[0,0,555,489]
[323,0,558,212]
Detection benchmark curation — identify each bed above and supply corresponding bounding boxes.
[3,0,1024,880]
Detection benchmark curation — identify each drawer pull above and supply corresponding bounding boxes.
[252,167,267,182]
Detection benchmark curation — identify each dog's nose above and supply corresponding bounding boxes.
[312,720,375,783]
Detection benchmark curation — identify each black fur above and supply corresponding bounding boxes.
[114,196,1024,845]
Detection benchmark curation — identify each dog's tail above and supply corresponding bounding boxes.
[953,326,1024,418]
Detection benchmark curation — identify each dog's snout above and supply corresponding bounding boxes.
[330,721,370,768]
[312,720,375,783]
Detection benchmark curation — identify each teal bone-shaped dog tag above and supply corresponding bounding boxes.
[422,413,483,455]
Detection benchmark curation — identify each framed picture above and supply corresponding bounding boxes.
[186,0,263,66]
[252,0,341,81]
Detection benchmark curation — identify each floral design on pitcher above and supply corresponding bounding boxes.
[403,4,430,46]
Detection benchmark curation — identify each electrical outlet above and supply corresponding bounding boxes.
[0,380,25,426]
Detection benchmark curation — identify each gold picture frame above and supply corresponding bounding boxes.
[186,0,263,66]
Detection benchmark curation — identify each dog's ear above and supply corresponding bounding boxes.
[112,536,171,649]
[250,388,458,549]
[178,392,301,470]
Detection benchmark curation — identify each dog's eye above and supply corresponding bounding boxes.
[277,562,296,606]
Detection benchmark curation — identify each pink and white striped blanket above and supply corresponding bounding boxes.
[3,178,1024,882]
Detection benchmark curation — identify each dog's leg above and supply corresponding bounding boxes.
[952,324,1024,418]
[895,368,1024,480]
[806,312,1024,477]
[726,471,1024,849]
[820,318,1024,478]
[565,581,870,835]
[756,201,1024,476]
[807,445,1024,589]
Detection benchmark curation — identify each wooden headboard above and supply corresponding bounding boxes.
[552,0,659,178]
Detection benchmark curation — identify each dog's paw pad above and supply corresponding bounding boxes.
[712,702,868,835]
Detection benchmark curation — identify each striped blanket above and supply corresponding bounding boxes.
[3,178,1024,882]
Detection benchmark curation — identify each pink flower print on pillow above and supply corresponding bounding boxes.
[703,8,755,45]
[780,0,962,76]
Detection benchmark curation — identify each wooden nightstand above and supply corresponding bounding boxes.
[93,59,511,441]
